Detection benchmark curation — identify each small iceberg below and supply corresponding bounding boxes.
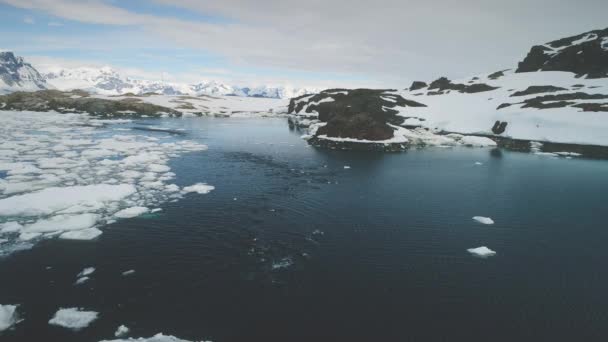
[122,270,135,276]
[115,324,130,337]
[0,304,20,332]
[472,216,494,225]
[48,308,98,330]
[467,246,496,258]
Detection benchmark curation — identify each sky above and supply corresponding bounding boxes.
[1,0,607,88]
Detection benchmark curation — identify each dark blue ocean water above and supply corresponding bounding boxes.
[2,117,608,342]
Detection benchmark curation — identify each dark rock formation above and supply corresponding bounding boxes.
[0,51,47,90]
[510,85,567,97]
[288,89,426,141]
[409,81,428,91]
[516,27,608,78]
[498,92,608,112]
[0,90,181,117]
[492,121,508,134]
[488,70,508,80]
[428,77,499,93]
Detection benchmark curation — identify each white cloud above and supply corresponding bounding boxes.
[23,16,35,24]
[47,21,63,27]
[3,0,608,85]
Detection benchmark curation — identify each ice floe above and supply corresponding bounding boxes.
[0,304,20,331]
[78,267,96,277]
[122,270,135,276]
[100,333,202,342]
[75,276,90,285]
[115,207,150,219]
[48,307,98,330]
[467,246,497,258]
[115,325,130,337]
[473,216,495,225]
[0,110,211,255]
[182,183,215,195]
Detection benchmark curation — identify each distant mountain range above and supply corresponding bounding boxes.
[0,54,319,99]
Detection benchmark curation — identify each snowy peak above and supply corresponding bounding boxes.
[41,66,318,99]
[0,52,48,93]
[517,27,608,78]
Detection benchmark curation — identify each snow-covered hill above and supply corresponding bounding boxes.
[41,66,318,99]
[289,27,608,151]
[0,52,49,94]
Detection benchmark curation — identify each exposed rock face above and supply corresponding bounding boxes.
[498,92,608,111]
[516,27,608,78]
[288,89,426,141]
[428,77,499,93]
[0,90,181,117]
[510,85,567,97]
[488,70,508,80]
[492,121,508,134]
[409,81,428,91]
[0,52,48,91]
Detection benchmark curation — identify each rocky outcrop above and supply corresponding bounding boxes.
[409,81,428,91]
[427,77,498,93]
[0,90,181,117]
[516,27,608,78]
[492,121,508,134]
[498,92,608,111]
[510,85,567,97]
[288,89,426,141]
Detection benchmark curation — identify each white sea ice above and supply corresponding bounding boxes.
[115,207,150,219]
[100,333,201,342]
[48,308,98,330]
[115,325,130,337]
[0,110,211,255]
[122,270,135,276]
[78,267,96,277]
[75,276,90,285]
[0,304,19,331]
[473,216,495,225]
[467,246,497,258]
[182,183,215,195]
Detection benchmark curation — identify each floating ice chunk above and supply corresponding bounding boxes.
[148,164,171,173]
[0,305,20,331]
[0,184,136,216]
[19,232,41,241]
[74,277,89,285]
[0,239,7,244]
[474,162,483,165]
[60,228,103,240]
[343,166,351,169]
[122,270,135,276]
[272,257,294,270]
[472,216,495,225]
[78,267,96,277]
[460,136,497,147]
[115,325,130,337]
[182,183,215,195]
[24,214,99,233]
[100,333,199,342]
[150,208,162,213]
[467,246,497,258]
[115,207,150,219]
[48,308,98,331]
[0,222,23,233]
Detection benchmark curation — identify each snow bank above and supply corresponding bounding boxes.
[467,246,497,258]
[460,136,497,147]
[473,216,495,225]
[0,304,19,331]
[48,308,98,330]
[182,183,215,195]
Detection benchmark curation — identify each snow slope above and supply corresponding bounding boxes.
[396,70,608,146]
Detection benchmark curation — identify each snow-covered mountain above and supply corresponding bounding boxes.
[0,52,49,94]
[41,65,318,99]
